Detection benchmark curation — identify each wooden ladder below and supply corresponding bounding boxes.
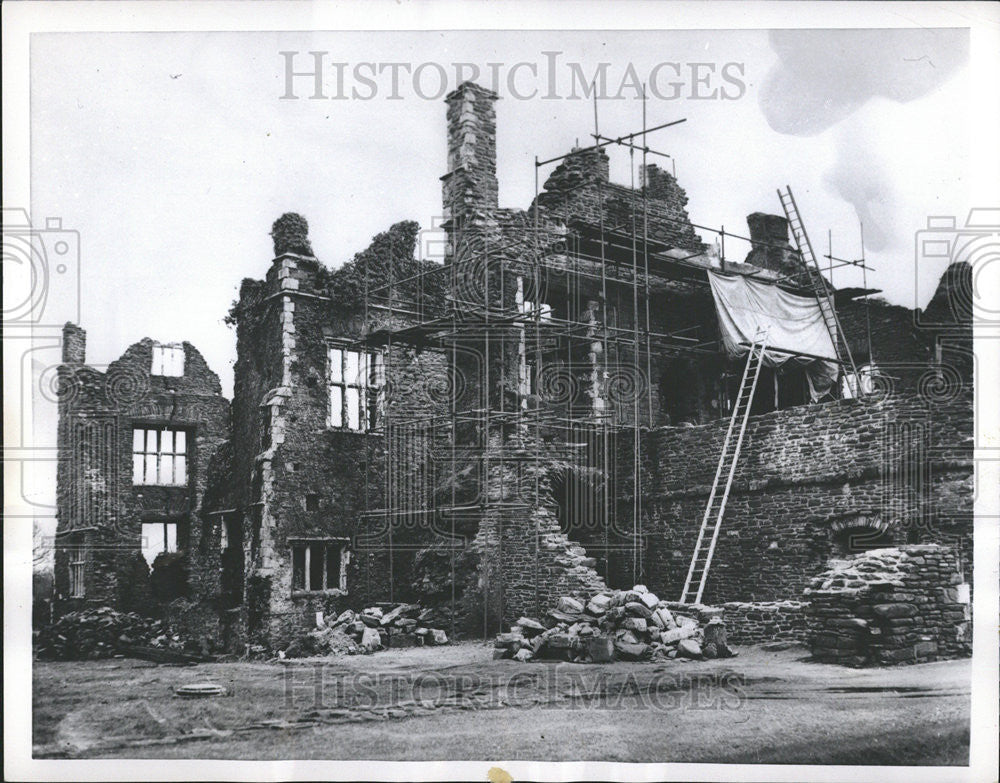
[777,185,861,396]
[679,328,769,604]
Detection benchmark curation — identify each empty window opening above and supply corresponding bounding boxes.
[291,540,348,592]
[305,494,320,511]
[142,521,178,566]
[151,343,185,376]
[132,427,188,485]
[776,366,810,409]
[220,516,244,608]
[721,364,812,417]
[834,525,894,555]
[220,517,240,551]
[69,548,85,598]
[328,345,383,431]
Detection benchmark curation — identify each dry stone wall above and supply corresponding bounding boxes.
[805,544,970,666]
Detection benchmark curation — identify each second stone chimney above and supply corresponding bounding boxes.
[743,212,803,277]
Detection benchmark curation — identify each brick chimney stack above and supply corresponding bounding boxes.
[441,82,499,225]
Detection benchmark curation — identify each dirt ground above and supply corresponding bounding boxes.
[33,642,971,764]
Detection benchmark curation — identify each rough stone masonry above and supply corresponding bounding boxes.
[51,81,975,655]
[805,544,971,666]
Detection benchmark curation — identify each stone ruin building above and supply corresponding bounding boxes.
[52,81,974,653]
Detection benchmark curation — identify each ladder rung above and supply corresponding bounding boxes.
[682,326,769,602]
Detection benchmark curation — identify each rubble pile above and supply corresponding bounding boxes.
[493,585,735,663]
[35,607,190,660]
[805,545,971,667]
[283,604,449,658]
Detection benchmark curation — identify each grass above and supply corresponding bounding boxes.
[33,643,971,764]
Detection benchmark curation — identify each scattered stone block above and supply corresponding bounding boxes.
[557,596,584,614]
[333,609,355,626]
[587,636,614,663]
[547,633,576,649]
[389,633,418,648]
[360,627,382,652]
[516,617,545,635]
[614,641,651,661]
[586,594,612,614]
[430,629,448,645]
[494,632,523,649]
[677,639,702,659]
[660,626,696,645]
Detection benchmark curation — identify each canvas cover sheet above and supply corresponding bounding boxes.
[707,271,840,400]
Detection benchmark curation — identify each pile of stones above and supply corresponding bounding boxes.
[805,545,971,667]
[35,607,192,660]
[493,585,735,663]
[284,604,449,658]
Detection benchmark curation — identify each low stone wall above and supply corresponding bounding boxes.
[721,601,811,645]
[805,544,971,666]
[660,600,810,646]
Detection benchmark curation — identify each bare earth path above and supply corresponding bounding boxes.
[33,643,970,764]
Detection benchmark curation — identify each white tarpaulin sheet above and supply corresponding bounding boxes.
[707,271,840,400]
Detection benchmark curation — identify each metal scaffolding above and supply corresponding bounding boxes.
[351,96,873,636]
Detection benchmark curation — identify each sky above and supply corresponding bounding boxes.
[27,28,972,398]
[22,27,973,532]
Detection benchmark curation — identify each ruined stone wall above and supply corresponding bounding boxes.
[471,470,610,632]
[435,83,735,629]
[534,150,704,256]
[720,601,811,645]
[838,297,932,394]
[615,389,973,605]
[54,329,230,620]
[225,216,459,649]
[806,545,971,666]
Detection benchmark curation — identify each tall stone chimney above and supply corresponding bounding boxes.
[441,82,499,224]
[62,322,86,363]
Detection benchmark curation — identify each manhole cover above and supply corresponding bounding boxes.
[175,682,227,698]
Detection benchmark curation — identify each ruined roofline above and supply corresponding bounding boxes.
[59,326,226,398]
